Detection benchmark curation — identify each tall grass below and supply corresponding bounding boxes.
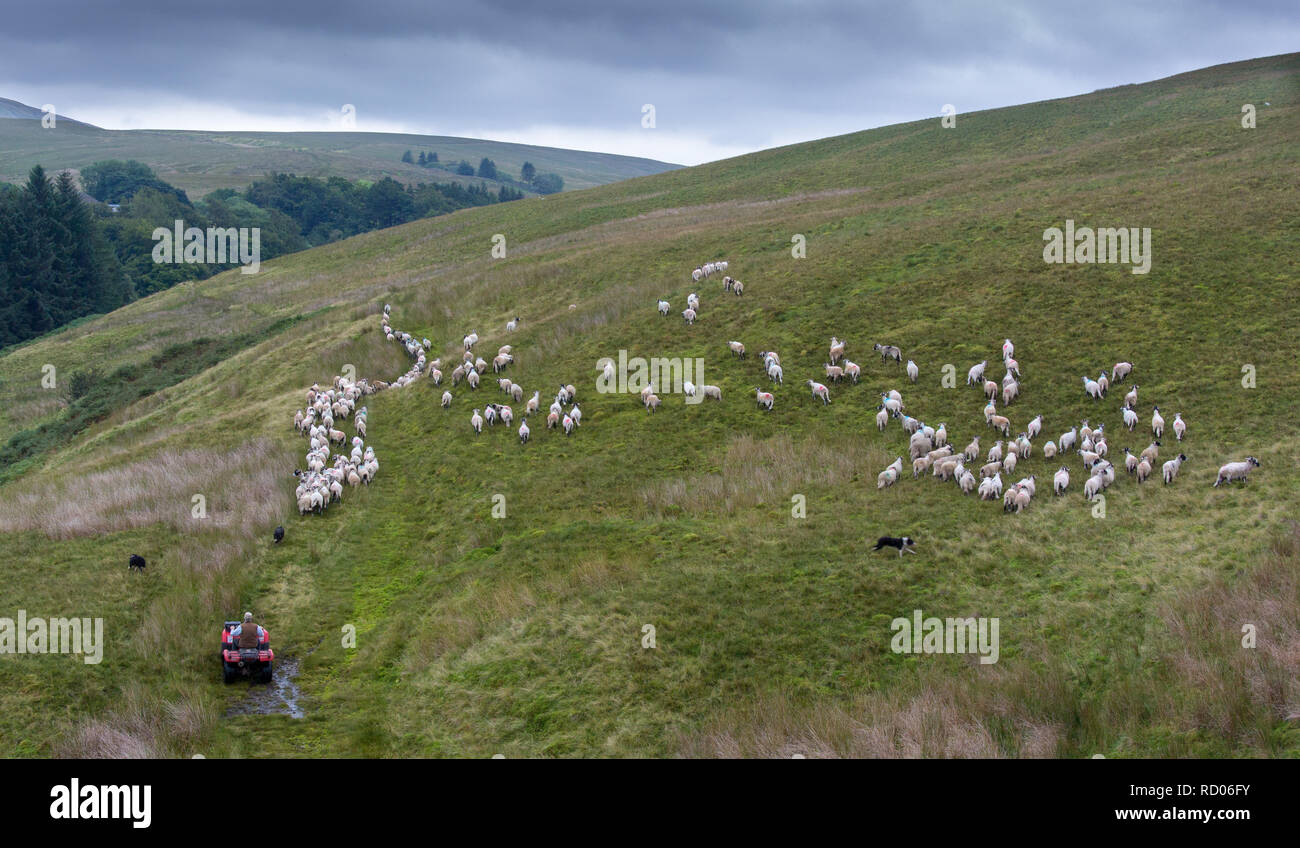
[681,523,1300,757]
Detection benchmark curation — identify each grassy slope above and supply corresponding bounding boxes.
[0,119,680,198]
[1,54,1297,758]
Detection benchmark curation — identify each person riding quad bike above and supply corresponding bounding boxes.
[221,612,274,683]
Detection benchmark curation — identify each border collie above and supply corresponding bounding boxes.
[871,536,917,557]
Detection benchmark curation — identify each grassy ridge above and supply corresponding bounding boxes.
[0,54,1297,758]
[0,119,681,199]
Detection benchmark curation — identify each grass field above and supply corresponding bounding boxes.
[0,53,1297,758]
[0,116,680,198]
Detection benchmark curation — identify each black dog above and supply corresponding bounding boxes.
[128,554,147,572]
[871,536,917,557]
[273,525,285,544]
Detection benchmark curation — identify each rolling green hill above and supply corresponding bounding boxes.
[0,112,680,198]
[1,53,1297,759]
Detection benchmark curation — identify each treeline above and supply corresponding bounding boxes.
[0,160,525,348]
[401,151,565,194]
[0,166,134,346]
[243,171,522,246]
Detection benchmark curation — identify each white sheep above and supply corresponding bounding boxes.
[1112,361,1133,383]
[807,381,830,405]
[684,381,697,399]
[906,360,918,383]
[728,340,746,359]
[1162,453,1187,484]
[1151,406,1165,438]
[935,423,948,447]
[979,472,1003,501]
[967,360,987,385]
[471,409,483,434]
[657,300,670,316]
[1026,415,1042,440]
[1002,338,1014,359]
[441,391,452,408]
[518,420,530,443]
[1043,440,1057,459]
[1083,474,1103,501]
[1082,375,1102,399]
[755,388,774,410]
[506,317,519,332]
[1124,384,1138,410]
[1172,412,1186,441]
[1213,457,1260,487]
[1059,427,1077,453]
[842,360,860,383]
[1053,466,1070,495]
[1122,406,1138,431]
[877,457,904,489]
[682,307,697,325]
[701,385,722,400]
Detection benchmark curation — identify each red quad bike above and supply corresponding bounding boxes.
[221,621,274,684]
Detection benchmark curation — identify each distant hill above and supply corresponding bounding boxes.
[0,101,680,197]
[0,97,98,126]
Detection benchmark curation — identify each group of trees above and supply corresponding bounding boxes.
[401,150,441,167]
[398,152,565,194]
[245,171,522,244]
[0,167,133,346]
[0,159,529,348]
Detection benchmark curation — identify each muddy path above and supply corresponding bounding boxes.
[225,656,305,718]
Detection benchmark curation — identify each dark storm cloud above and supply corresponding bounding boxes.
[1,1,1295,163]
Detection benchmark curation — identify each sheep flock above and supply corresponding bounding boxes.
[289,258,1259,517]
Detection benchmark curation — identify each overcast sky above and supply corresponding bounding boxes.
[1,1,1295,165]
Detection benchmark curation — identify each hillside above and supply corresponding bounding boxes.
[0,53,1297,759]
[0,110,680,198]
